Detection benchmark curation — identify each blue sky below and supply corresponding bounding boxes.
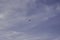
[0,0,60,40]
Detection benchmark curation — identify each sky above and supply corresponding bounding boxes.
[0,0,60,40]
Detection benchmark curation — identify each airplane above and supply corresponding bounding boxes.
[28,19,31,21]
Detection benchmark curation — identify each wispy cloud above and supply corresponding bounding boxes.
[0,31,41,40]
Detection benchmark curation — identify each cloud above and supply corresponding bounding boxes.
[0,0,60,40]
[0,31,57,40]
[0,0,31,29]
[0,0,59,30]
[53,37,60,40]
[0,31,41,40]
[8,0,58,32]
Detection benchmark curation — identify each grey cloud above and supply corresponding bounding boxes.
[0,31,41,40]
[0,0,30,29]
[0,0,60,40]
[36,0,60,5]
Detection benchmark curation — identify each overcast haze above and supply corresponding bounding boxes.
[0,0,60,40]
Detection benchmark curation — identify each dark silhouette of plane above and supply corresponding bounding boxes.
[28,19,31,21]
